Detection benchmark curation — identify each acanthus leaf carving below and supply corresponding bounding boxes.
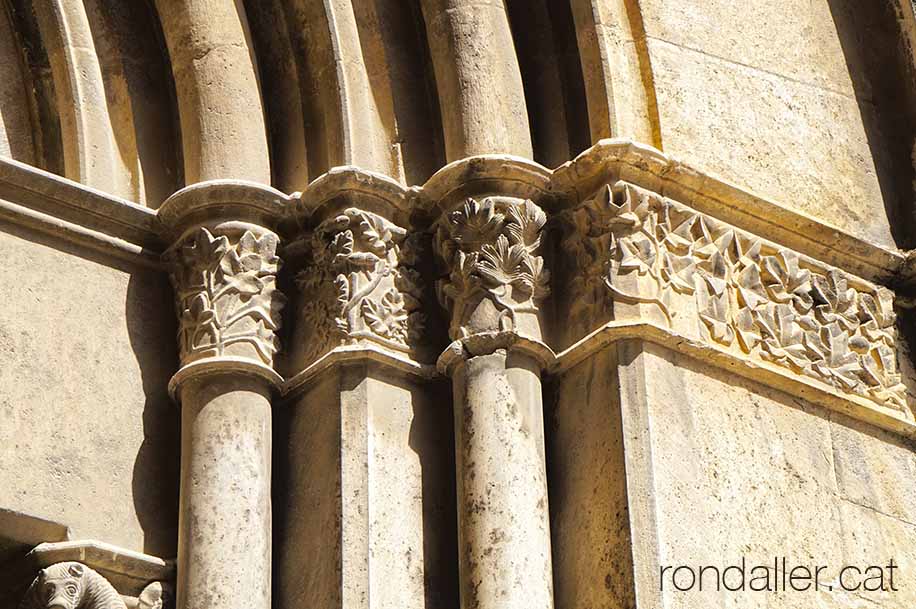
[561,181,909,413]
[434,197,550,340]
[295,208,424,363]
[167,226,286,367]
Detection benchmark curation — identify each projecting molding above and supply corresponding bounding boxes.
[1,140,914,433]
[0,157,163,267]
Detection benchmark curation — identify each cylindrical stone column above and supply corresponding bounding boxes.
[161,181,288,609]
[419,0,533,161]
[434,193,555,609]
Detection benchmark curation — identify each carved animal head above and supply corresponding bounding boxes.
[30,563,85,609]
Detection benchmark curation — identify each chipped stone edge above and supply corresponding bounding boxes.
[553,320,916,440]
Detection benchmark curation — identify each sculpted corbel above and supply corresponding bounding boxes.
[19,563,126,609]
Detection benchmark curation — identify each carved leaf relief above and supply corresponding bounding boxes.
[562,182,908,412]
[295,208,424,363]
[168,227,285,366]
[434,197,550,340]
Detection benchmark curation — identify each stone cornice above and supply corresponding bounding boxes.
[289,165,414,226]
[420,155,554,214]
[0,157,163,268]
[158,179,291,238]
[1,141,910,285]
[552,139,909,284]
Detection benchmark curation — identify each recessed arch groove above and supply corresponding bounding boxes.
[0,1,36,165]
[570,0,661,148]
[154,0,270,184]
[31,0,135,197]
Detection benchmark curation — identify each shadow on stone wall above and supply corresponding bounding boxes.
[126,270,180,558]
[828,0,916,248]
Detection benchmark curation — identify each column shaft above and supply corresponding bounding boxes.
[451,350,553,609]
[160,182,288,609]
[420,0,533,160]
[177,375,272,609]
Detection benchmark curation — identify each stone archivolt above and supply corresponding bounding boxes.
[166,226,286,367]
[295,207,424,364]
[434,196,550,341]
[562,181,907,411]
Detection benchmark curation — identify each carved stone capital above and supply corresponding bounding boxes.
[160,181,289,394]
[561,180,909,412]
[294,207,425,363]
[433,195,550,343]
[167,225,285,366]
[286,168,427,372]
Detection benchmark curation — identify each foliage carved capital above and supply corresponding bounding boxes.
[433,196,550,343]
[166,225,286,370]
[294,207,425,365]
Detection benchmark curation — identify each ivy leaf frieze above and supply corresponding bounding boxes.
[561,181,909,412]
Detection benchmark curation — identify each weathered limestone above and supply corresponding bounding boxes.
[160,181,287,609]
[0,7,34,164]
[420,0,533,160]
[277,167,456,609]
[428,159,555,609]
[546,347,635,609]
[154,0,269,184]
[6,4,916,609]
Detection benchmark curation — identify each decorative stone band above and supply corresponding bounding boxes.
[159,181,290,397]
[561,181,908,412]
[3,139,915,428]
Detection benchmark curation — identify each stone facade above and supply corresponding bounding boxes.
[1,1,916,608]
